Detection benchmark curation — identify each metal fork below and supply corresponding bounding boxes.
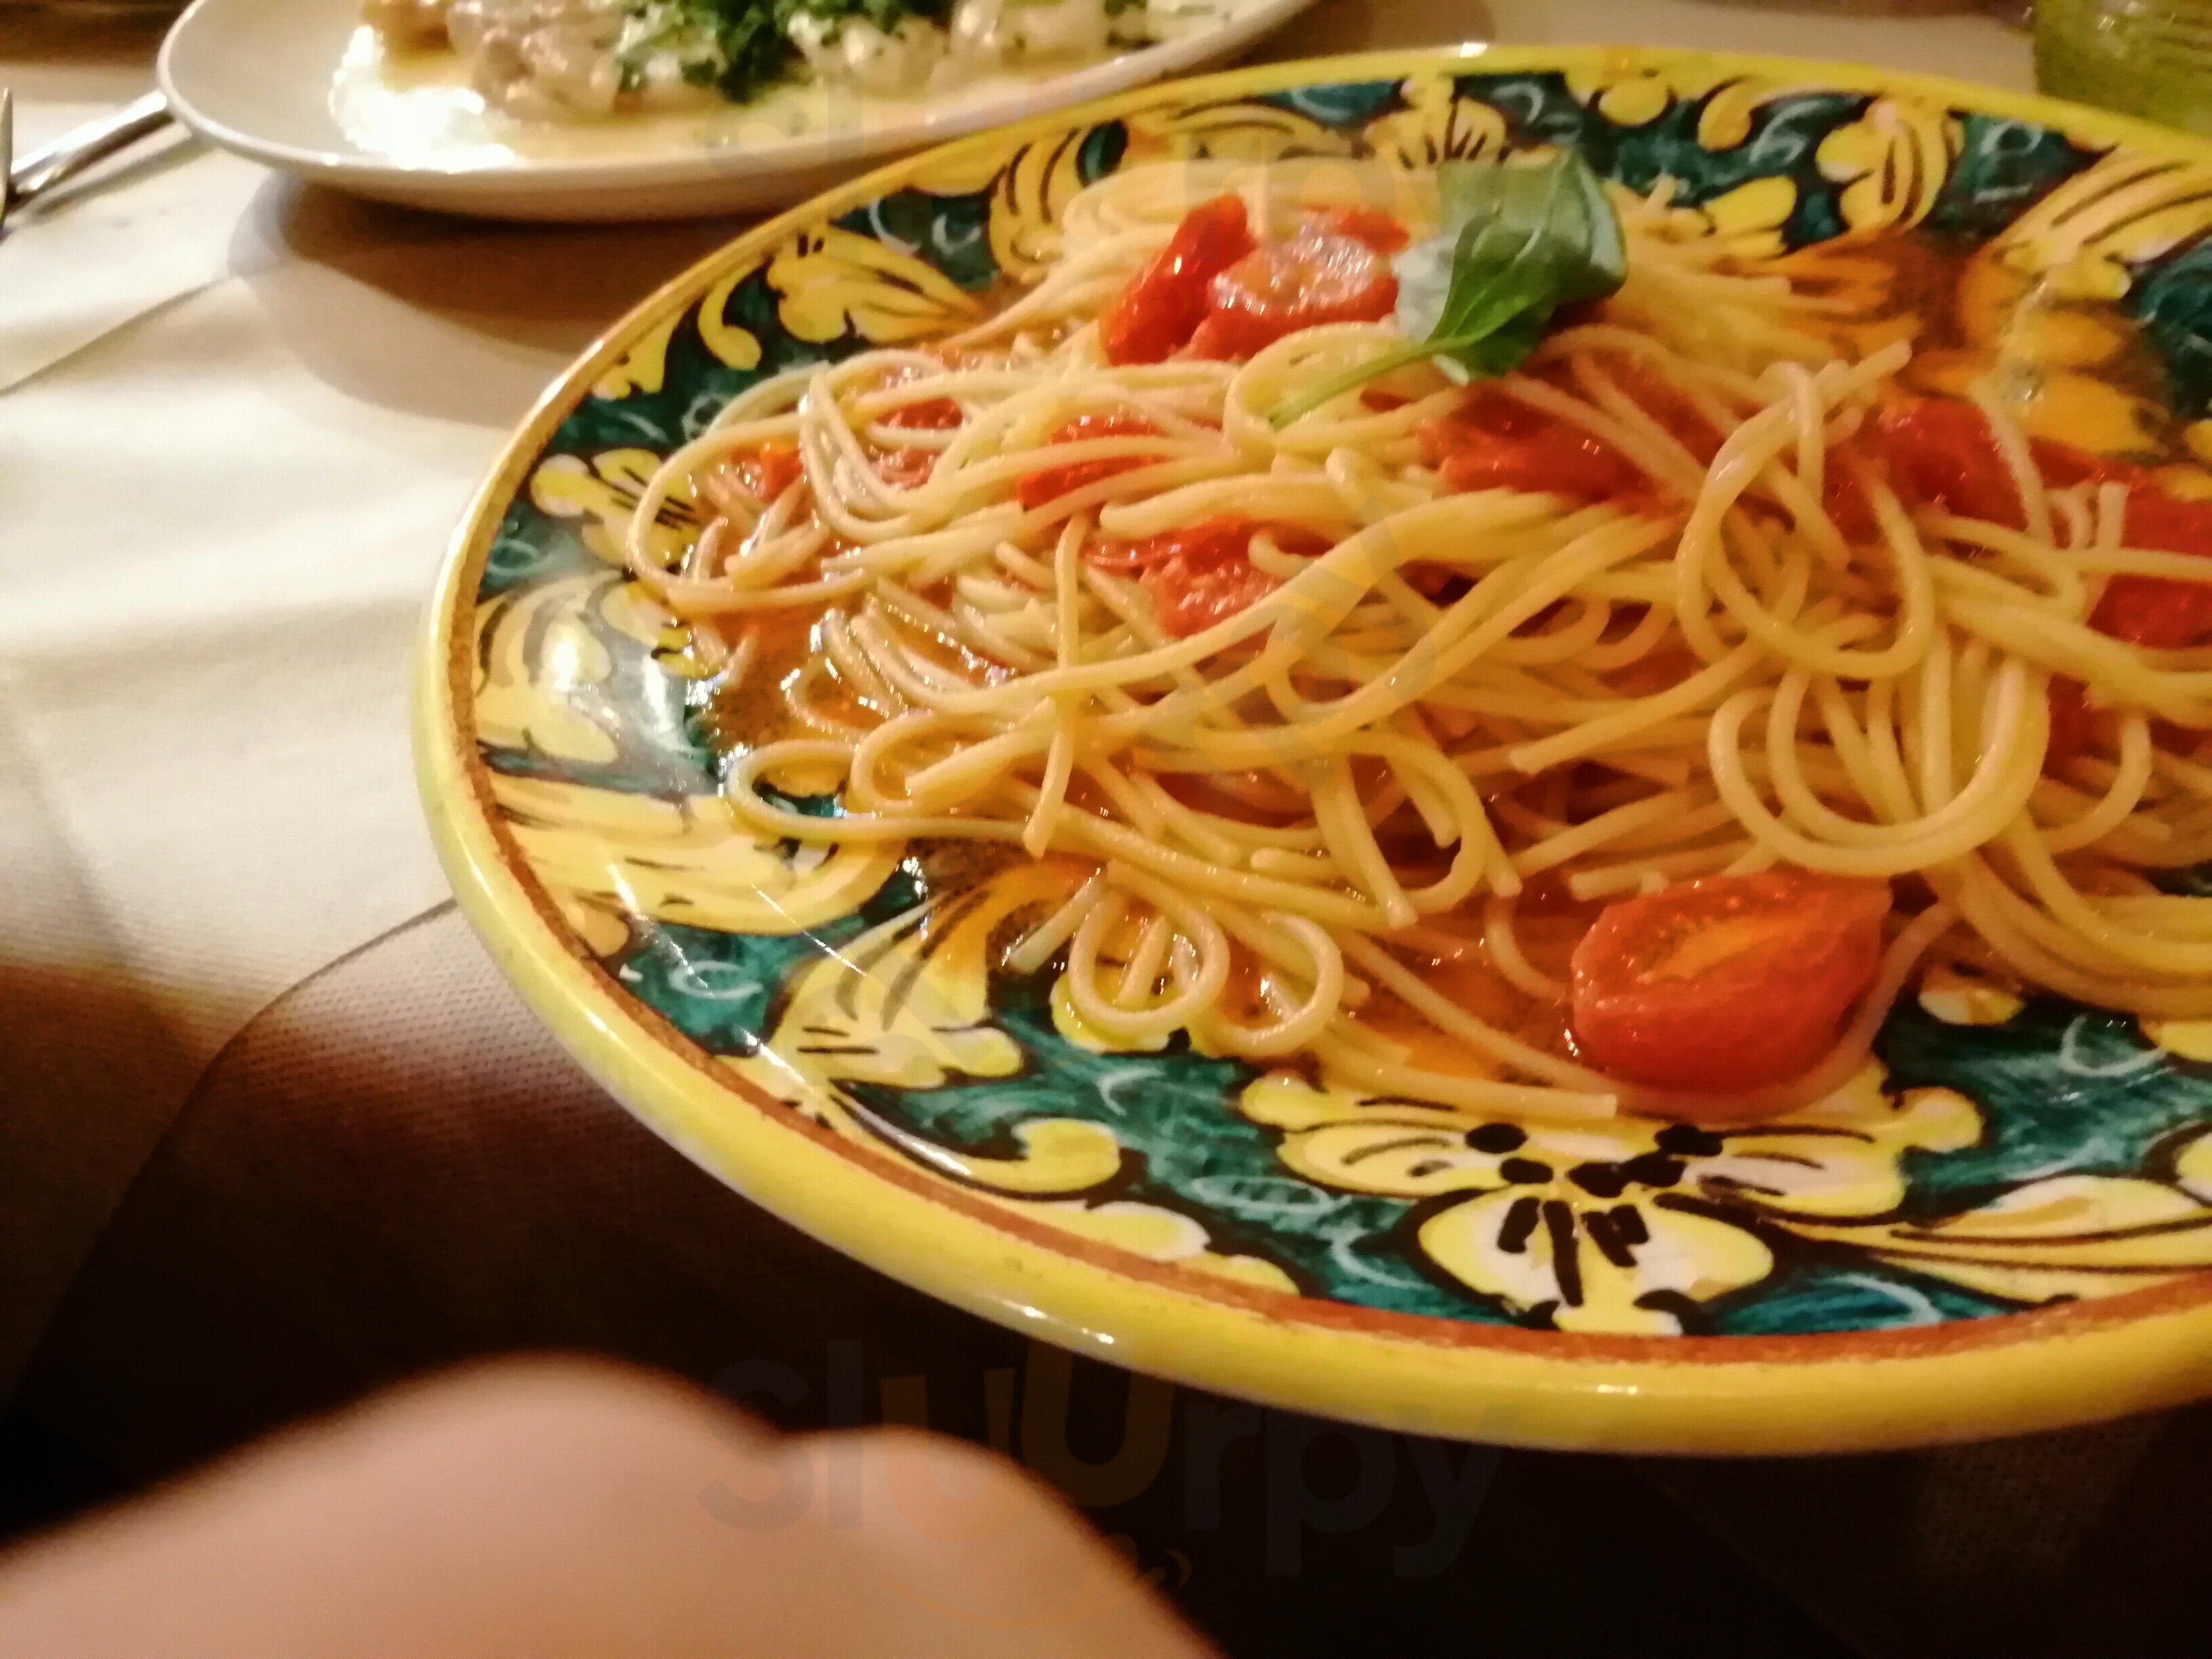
[1,89,176,230]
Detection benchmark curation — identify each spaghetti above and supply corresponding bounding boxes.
[626,157,2212,1123]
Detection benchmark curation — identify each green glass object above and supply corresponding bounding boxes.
[2036,0,2212,136]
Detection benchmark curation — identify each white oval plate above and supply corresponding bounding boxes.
[157,0,1319,220]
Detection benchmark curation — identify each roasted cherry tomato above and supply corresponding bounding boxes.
[869,398,964,487]
[1301,204,1411,253]
[1419,392,1644,503]
[873,445,939,487]
[1090,516,1285,637]
[1570,872,1893,1097]
[1820,448,1881,543]
[1100,197,1257,367]
[883,397,964,430]
[1870,398,2027,525]
[1605,357,1723,466]
[1188,226,1399,362]
[2089,490,2212,649]
[1015,413,1164,510]
[731,442,803,504]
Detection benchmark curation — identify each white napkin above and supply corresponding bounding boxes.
[2,94,277,394]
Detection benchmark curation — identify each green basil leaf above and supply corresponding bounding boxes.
[1271,149,1626,428]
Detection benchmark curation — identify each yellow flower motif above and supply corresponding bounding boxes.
[766,224,986,346]
[492,771,899,958]
[475,575,623,769]
[530,450,703,571]
[1996,151,2212,301]
[1696,175,1799,260]
[592,314,681,401]
[907,127,1097,285]
[474,569,693,760]
[1814,1142,2212,1305]
[722,859,1289,1284]
[2156,464,2212,501]
[732,858,1064,1122]
[1562,58,1744,133]
[2144,1019,2212,1064]
[696,264,766,373]
[1121,97,1354,167]
[1239,1063,1980,1334]
[1817,97,1959,237]
[1362,75,1507,169]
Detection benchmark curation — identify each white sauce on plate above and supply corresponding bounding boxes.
[332,1,1229,169]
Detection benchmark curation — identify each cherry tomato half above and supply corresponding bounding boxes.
[2089,491,2212,649]
[867,398,964,487]
[1015,413,1164,511]
[883,397,964,430]
[1302,204,1411,254]
[1570,872,1893,1096]
[1188,227,1399,362]
[1872,398,2026,526]
[1100,197,1257,367]
[731,442,803,504]
[1090,516,1286,637]
[1420,392,1644,503]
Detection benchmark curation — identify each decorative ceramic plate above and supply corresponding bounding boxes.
[158,0,1315,220]
[417,47,2212,1451]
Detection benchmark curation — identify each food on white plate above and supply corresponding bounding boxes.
[364,0,1151,121]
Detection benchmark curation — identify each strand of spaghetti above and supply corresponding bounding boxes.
[728,742,1025,843]
[1914,624,1957,811]
[1003,874,1105,974]
[1064,865,1232,1040]
[1953,858,2212,1017]
[1482,894,1569,1000]
[654,571,869,613]
[1921,514,2089,613]
[1507,638,1763,773]
[821,609,903,714]
[1565,839,1759,900]
[1309,757,1418,929]
[1024,716,1079,858]
[1535,322,1766,409]
[1998,820,2212,974]
[1569,353,1717,502]
[2043,712,2155,853]
[782,657,866,736]
[1697,460,1935,680]
[1705,662,2045,875]
[1673,344,1910,660]
[934,492,1565,715]
[1969,379,2053,546]
[1197,910,1346,1057]
[1498,372,1706,500]
[1175,514,1677,767]
[1115,911,1175,1003]
[1050,807,1391,931]
[1508,788,1697,876]
[1945,596,2212,723]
